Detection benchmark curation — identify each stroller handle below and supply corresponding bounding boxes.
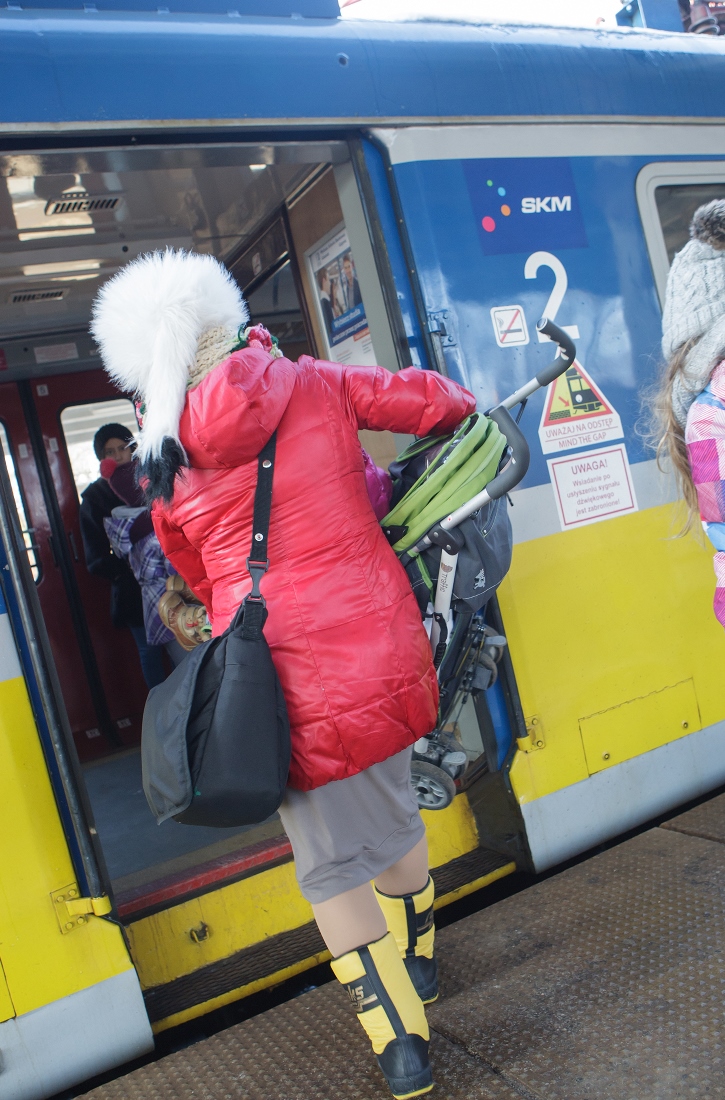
[499,316,576,411]
[429,406,529,538]
[428,318,577,536]
[480,405,530,501]
[534,316,576,381]
[408,317,578,549]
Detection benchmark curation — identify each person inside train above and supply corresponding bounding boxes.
[656,199,725,630]
[99,452,187,667]
[90,249,476,1100]
[79,422,170,689]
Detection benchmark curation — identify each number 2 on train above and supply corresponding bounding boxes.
[524,251,580,343]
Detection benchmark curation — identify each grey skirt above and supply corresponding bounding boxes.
[278,746,425,904]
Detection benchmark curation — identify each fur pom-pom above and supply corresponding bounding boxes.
[140,437,188,503]
[90,249,248,462]
[690,200,725,251]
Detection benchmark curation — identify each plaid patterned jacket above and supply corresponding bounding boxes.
[685,360,725,629]
[103,507,176,646]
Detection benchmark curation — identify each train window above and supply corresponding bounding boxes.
[636,162,725,307]
[60,398,137,498]
[0,422,40,581]
[285,165,401,469]
[247,260,313,362]
[655,184,725,264]
[229,214,314,362]
[0,153,340,350]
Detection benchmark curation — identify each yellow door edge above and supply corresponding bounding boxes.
[434,861,517,909]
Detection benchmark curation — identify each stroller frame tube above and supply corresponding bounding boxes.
[425,317,575,669]
[429,547,458,655]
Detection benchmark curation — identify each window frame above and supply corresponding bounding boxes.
[636,160,725,308]
[0,420,41,583]
[58,396,138,503]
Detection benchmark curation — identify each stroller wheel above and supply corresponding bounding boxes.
[411,761,456,811]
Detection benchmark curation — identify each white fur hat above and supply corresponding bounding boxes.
[91,249,248,462]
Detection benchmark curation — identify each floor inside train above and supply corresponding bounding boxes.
[70,790,725,1100]
[82,750,282,891]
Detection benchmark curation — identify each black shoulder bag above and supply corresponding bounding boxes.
[141,432,291,828]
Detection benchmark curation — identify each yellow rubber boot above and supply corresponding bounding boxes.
[331,931,433,1099]
[375,876,438,1004]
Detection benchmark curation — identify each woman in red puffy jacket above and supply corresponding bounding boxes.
[92,250,475,1099]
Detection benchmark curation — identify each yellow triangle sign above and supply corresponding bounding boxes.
[539,360,623,454]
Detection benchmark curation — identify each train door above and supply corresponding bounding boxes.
[2,371,148,762]
[28,370,147,755]
[0,381,121,752]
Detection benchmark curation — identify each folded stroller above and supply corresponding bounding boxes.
[382,318,576,809]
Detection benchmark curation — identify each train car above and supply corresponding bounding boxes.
[0,3,724,1096]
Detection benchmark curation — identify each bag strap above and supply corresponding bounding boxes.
[239,431,277,639]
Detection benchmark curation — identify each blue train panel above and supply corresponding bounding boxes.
[0,18,724,128]
[391,151,719,491]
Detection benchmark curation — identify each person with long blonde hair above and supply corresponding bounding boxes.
[656,199,725,627]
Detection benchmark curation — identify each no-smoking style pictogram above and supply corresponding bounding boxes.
[490,305,529,347]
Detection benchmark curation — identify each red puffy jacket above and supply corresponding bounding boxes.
[153,350,476,790]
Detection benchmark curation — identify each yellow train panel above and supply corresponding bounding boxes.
[127,860,312,991]
[421,790,479,866]
[502,503,725,805]
[579,679,700,776]
[0,675,136,1015]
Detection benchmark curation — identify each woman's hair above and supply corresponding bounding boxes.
[648,337,700,533]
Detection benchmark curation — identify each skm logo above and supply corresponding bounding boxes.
[521,196,572,214]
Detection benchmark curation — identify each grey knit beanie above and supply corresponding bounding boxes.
[661,200,725,427]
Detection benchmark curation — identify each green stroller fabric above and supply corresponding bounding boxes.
[382,412,507,556]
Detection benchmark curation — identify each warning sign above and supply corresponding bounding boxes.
[548,443,638,530]
[538,360,623,454]
[491,305,529,347]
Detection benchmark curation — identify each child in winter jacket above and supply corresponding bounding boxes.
[657,199,725,630]
[100,457,188,664]
[91,250,476,1100]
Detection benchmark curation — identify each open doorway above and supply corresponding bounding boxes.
[0,139,403,919]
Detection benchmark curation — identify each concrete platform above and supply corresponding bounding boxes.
[80,798,725,1100]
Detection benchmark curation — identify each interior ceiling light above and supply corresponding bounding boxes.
[19,227,96,242]
[22,259,101,278]
[47,273,102,282]
[249,164,267,171]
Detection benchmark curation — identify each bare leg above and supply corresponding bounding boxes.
[312,837,430,957]
[374,835,429,897]
[312,882,387,957]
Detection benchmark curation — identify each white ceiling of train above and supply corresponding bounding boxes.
[0,142,347,374]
